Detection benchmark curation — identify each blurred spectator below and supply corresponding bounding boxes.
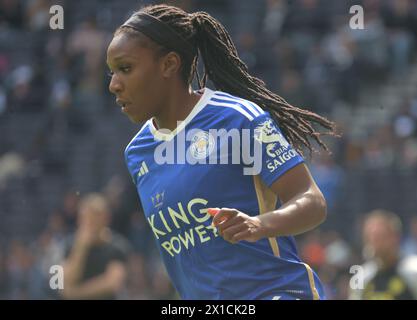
[61,191,81,231]
[0,86,6,115]
[0,152,25,189]
[279,69,308,106]
[324,28,359,103]
[382,0,416,75]
[363,124,396,169]
[352,1,389,81]
[125,253,152,299]
[66,16,109,110]
[284,0,331,36]
[148,261,178,300]
[402,216,417,256]
[25,212,71,299]
[25,0,54,31]
[60,193,130,299]
[6,65,47,113]
[350,210,417,300]
[303,43,334,112]
[323,231,352,269]
[0,0,24,29]
[300,230,326,269]
[6,239,34,299]
[262,0,288,41]
[0,247,8,299]
[310,153,345,211]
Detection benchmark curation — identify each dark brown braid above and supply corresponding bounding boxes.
[117,4,338,156]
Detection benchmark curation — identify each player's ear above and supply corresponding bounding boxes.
[160,51,181,78]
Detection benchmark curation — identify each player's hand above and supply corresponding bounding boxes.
[74,225,96,249]
[208,208,265,244]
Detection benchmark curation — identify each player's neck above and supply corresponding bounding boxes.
[153,84,202,131]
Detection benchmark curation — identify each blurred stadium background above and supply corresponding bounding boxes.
[0,0,417,299]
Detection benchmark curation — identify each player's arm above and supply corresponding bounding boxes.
[213,163,327,243]
[259,162,327,236]
[60,261,127,300]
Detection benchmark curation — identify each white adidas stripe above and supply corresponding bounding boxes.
[214,92,265,116]
[213,98,260,118]
[208,101,255,121]
[213,94,261,117]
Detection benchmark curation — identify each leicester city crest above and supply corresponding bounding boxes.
[189,130,215,160]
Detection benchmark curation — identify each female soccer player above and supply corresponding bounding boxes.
[107,4,337,300]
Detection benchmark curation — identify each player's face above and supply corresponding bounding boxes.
[107,33,165,123]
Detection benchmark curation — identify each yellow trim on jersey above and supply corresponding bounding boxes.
[302,263,320,300]
[252,175,280,257]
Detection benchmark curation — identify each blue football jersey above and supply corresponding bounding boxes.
[124,87,325,300]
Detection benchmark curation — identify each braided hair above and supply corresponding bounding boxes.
[115,4,338,156]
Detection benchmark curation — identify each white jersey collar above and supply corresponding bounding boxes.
[149,87,214,141]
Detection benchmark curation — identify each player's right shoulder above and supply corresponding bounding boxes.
[124,121,153,186]
[124,119,152,155]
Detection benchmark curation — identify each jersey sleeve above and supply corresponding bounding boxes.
[243,111,305,187]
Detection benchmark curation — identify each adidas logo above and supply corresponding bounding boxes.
[137,161,149,177]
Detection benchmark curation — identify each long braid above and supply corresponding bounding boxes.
[127,4,338,156]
